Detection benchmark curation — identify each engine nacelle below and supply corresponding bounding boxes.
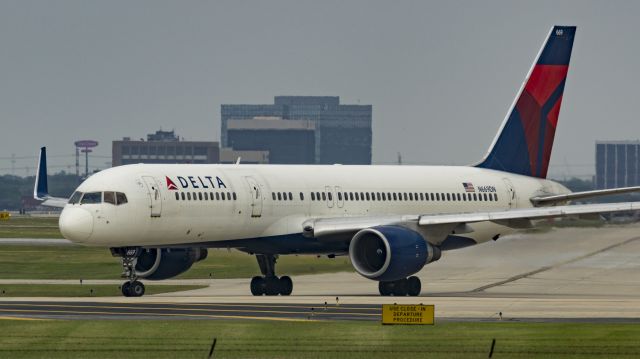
[135,248,208,280]
[349,226,440,282]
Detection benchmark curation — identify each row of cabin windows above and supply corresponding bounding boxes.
[269,191,498,203]
[174,191,237,201]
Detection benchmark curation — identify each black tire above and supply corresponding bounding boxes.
[130,281,145,297]
[378,281,392,296]
[279,276,293,296]
[407,276,421,296]
[265,277,280,296]
[121,282,132,297]
[392,279,408,296]
[250,276,265,296]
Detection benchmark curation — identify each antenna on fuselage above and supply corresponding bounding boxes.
[235,157,242,165]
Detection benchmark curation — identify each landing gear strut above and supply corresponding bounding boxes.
[379,276,421,296]
[250,254,293,296]
[113,247,146,297]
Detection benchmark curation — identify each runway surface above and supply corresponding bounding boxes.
[2,225,640,322]
[0,301,379,321]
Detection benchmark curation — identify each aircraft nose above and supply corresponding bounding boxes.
[59,207,94,243]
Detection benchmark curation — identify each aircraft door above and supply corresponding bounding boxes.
[335,186,344,208]
[245,176,263,218]
[325,186,334,208]
[502,178,516,208]
[141,176,162,217]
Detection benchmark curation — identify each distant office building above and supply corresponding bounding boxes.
[220,148,269,164]
[221,96,372,164]
[112,130,219,166]
[595,141,640,189]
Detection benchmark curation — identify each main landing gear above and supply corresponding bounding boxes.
[118,247,146,297]
[378,276,421,296]
[250,254,293,296]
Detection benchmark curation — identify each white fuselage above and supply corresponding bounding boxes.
[58,163,570,252]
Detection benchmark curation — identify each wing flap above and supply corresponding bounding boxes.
[531,186,640,206]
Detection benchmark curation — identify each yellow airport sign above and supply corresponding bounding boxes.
[0,212,10,220]
[382,304,434,325]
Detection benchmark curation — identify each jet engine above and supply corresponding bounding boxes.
[134,248,208,280]
[348,226,440,282]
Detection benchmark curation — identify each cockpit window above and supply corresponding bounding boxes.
[116,192,128,205]
[80,192,102,204]
[104,192,116,205]
[68,191,83,204]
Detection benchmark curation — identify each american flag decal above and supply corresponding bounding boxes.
[462,182,475,193]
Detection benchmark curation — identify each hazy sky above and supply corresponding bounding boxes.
[1,0,638,178]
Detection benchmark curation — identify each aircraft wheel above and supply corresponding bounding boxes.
[265,277,280,296]
[378,281,392,296]
[407,276,421,296]
[121,282,132,297]
[279,276,293,296]
[392,279,408,296]
[250,276,265,296]
[130,281,145,297]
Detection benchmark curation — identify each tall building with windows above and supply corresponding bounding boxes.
[112,130,219,166]
[221,96,372,164]
[595,140,640,189]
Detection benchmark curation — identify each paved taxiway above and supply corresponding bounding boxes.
[2,225,640,321]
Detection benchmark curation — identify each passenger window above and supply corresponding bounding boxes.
[365,193,369,201]
[483,193,488,201]
[198,192,203,200]
[350,192,354,201]
[283,192,287,201]
[316,192,321,200]
[457,193,461,201]
[354,192,359,201]
[377,192,381,201]
[233,192,237,201]
[338,192,342,201]
[381,193,386,201]
[272,193,276,200]
[80,192,102,204]
[409,193,413,201]
[494,193,498,201]
[221,193,226,201]
[187,192,192,200]
[392,193,397,201]
[322,192,327,201]
[210,192,214,200]
[300,192,304,200]
[311,192,316,201]
[288,192,293,201]
[216,192,220,200]
[204,192,208,200]
[173,192,179,201]
[473,193,477,201]
[277,192,282,201]
[68,191,83,204]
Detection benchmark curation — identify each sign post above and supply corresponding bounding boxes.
[381,304,434,325]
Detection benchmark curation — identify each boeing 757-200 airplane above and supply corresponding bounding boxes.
[34,26,640,297]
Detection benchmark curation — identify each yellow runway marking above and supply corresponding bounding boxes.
[1,303,378,317]
[0,308,315,322]
[0,315,48,321]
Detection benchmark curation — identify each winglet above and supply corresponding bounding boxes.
[34,147,49,200]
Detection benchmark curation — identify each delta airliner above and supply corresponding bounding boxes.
[34,26,640,297]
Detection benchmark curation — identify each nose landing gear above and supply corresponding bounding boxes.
[112,247,146,297]
[250,254,293,296]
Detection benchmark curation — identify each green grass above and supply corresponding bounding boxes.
[0,245,352,280]
[0,284,206,297]
[0,321,639,358]
[0,216,62,238]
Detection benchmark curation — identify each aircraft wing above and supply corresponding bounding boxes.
[303,201,640,241]
[531,186,640,206]
[33,147,68,208]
